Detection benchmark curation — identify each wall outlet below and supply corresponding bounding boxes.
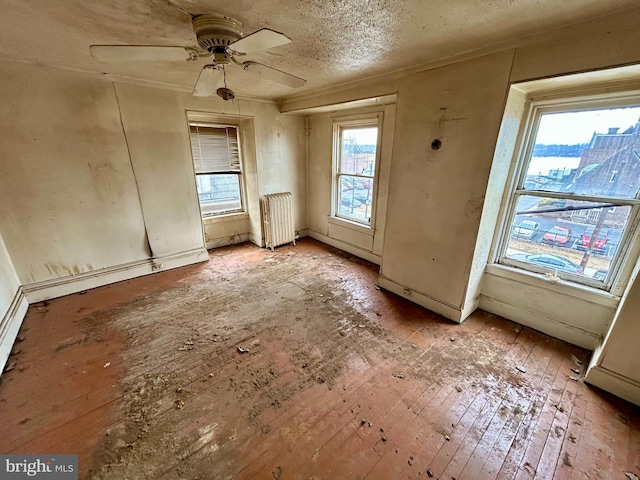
[152,263,163,271]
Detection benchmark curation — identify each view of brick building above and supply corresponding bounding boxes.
[566,117,640,228]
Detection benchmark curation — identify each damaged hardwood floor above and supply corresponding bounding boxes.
[1,238,638,479]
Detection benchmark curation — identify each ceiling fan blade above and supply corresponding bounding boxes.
[192,65,223,97]
[90,45,198,63]
[243,61,306,88]
[229,29,291,54]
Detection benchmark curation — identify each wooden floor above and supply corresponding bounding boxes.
[1,238,638,479]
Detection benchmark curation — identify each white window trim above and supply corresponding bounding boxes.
[331,113,383,228]
[187,116,247,219]
[493,90,640,296]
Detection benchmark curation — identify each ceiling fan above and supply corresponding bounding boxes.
[90,14,306,100]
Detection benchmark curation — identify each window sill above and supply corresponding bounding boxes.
[485,263,620,308]
[328,215,374,236]
[202,212,249,224]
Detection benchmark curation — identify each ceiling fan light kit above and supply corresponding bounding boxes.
[90,14,306,100]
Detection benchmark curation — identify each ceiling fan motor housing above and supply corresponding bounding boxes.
[192,15,243,53]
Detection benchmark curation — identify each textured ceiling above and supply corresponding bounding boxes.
[0,0,638,101]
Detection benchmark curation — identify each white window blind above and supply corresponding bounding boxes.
[189,124,241,173]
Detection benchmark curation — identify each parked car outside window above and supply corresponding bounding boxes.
[512,220,539,239]
[543,225,572,245]
[577,228,608,252]
[511,253,584,275]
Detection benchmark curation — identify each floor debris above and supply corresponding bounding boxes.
[516,365,526,373]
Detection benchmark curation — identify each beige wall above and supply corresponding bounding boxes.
[0,62,151,285]
[379,50,514,320]
[0,60,306,297]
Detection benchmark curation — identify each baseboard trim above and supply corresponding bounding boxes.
[0,288,29,375]
[479,294,600,350]
[22,248,209,303]
[585,365,640,406]
[308,231,381,265]
[377,275,463,323]
[461,296,480,322]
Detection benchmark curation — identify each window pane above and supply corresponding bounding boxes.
[505,195,631,282]
[338,175,373,223]
[340,127,378,175]
[524,107,640,198]
[196,174,241,214]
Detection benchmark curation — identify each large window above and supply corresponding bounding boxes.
[333,118,381,225]
[498,96,640,290]
[189,123,244,216]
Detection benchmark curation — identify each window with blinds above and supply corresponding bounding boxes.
[189,125,241,174]
[188,123,244,216]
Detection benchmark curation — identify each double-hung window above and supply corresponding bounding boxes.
[333,117,381,225]
[497,94,640,290]
[189,123,244,216]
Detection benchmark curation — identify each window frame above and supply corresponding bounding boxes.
[495,91,640,293]
[188,121,246,218]
[331,114,383,227]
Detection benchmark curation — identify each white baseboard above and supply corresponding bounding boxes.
[0,288,29,375]
[377,275,463,323]
[308,231,381,265]
[585,365,640,406]
[479,295,600,350]
[22,248,209,303]
[461,296,480,322]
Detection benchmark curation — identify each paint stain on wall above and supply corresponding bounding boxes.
[464,197,485,219]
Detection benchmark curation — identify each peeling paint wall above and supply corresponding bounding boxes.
[0,60,306,292]
[0,62,150,285]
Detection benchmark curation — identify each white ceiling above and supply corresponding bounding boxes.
[1,0,638,101]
